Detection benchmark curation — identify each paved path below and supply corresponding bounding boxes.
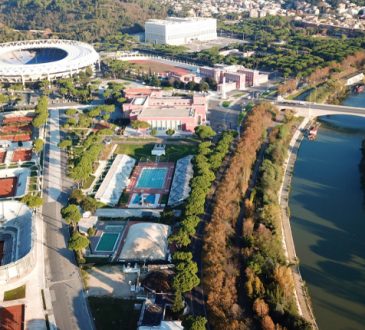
[278,118,318,329]
[42,109,95,330]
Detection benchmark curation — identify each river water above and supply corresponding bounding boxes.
[290,92,365,330]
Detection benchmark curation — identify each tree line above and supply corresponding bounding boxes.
[167,126,235,328]
[241,115,311,329]
[202,103,274,329]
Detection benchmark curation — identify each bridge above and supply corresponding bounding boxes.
[274,100,365,118]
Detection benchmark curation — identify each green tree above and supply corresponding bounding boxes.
[66,108,77,116]
[61,204,81,225]
[33,138,44,153]
[81,196,98,213]
[172,290,185,313]
[182,316,207,330]
[68,231,89,251]
[194,126,216,140]
[131,120,150,129]
[21,193,43,208]
[69,189,84,204]
[58,139,72,149]
[150,128,158,136]
[166,128,175,136]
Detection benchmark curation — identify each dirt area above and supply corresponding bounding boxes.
[86,265,138,298]
[129,59,189,76]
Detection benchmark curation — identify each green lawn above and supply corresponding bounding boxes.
[115,143,197,162]
[4,285,26,301]
[88,297,142,330]
[115,143,154,160]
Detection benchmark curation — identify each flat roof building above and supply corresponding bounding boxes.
[145,17,217,46]
[123,88,207,132]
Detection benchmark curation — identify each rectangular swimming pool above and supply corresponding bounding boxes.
[135,168,168,189]
[95,233,120,252]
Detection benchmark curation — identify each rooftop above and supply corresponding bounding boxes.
[119,223,170,261]
[137,106,195,119]
[146,17,216,26]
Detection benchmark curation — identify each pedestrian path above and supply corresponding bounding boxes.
[46,110,62,203]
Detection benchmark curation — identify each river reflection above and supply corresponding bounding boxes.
[289,93,365,330]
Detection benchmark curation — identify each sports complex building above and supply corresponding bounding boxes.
[0,201,36,283]
[0,39,100,84]
[122,88,208,132]
[145,17,217,45]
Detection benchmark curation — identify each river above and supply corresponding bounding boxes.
[289,91,365,330]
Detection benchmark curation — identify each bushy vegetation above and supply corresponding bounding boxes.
[0,0,166,43]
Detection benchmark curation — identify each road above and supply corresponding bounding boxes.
[207,99,240,132]
[42,109,94,330]
[275,100,365,116]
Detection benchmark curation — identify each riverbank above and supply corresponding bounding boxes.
[278,116,319,329]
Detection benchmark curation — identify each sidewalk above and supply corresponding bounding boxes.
[278,117,318,329]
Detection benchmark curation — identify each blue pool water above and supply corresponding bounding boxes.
[136,168,168,189]
[132,194,156,204]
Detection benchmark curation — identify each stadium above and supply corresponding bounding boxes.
[0,39,100,83]
[0,201,36,283]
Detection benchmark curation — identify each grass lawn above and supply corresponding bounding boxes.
[115,143,155,160]
[88,297,142,330]
[115,143,197,162]
[4,285,26,301]
[162,144,197,161]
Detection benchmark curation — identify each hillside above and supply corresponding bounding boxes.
[0,0,166,42]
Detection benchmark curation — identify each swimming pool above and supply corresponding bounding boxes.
[95,232,120,252]
[132,193,156,204]
[135,168,168,189]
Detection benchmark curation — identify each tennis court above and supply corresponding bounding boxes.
[0,177,17,198]
[95,233,120,252]
[135,168,168,189]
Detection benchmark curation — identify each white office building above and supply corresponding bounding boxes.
[145,17,217,45]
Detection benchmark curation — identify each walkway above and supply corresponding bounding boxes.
[278,118,318,329]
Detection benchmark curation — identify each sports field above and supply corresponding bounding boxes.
[12,149,32,162]
[129,59,189,76]
[0,304,24,330]
[0,177,17,198]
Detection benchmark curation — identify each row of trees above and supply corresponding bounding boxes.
[168,127,235,323]
[202,103,274,329]
[68,133,103,184]
[241,115,312,329]
[305,50,365,103]
[32,96,48,128]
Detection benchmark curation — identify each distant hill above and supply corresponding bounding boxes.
[0,0,166,42]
